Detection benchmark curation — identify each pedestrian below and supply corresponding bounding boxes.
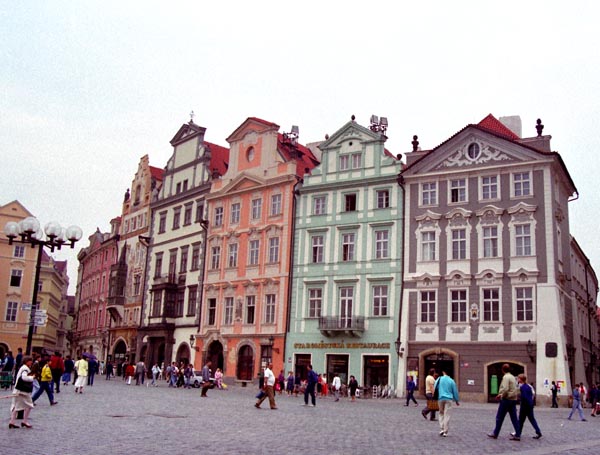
[277,370,285,395]
[488,363,520,439]
[49,351,64,393]
[184,363,193,389]
[168,362,178,387]
[579,383,587,408]
[105,360,114,380]
[405,374,418,406]
[13,348,23,385]
[30,354,42,397]
[590,384,598,417]
[135,359,146,385]
[294,372,301,397]
[1,351,14,390]
[348,375,359,402]
[304,364,318,407]
[551,381,559,408]
[214,368,223,389]
[567,382,587,421]
[8,355,34,429]
[510,374,542,440]
[62,355,74,386]
[200,360,213,397]
[422,369,438,421]
[87,356,97,386]
[332,373,341,402]
[125,362,135,385]
[286,371,295,396]
[434,369,460,437]
[31,359,58,406]
[74,355,88,394]
[150,363,160,387]
[255,362,277,410]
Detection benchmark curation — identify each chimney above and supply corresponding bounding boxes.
[499,116,522,138]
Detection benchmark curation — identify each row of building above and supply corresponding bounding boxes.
[2,113,598,402]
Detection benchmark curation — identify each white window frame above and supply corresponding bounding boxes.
[13,245,25,258]
[5,301,18,322]
[313,196,327,215]
[421,182,437,206]
[268,237,280,263]
[449,178,467,204]
[421,231,436,261]
[342,232,356,261]
[210,246,221,270]
[372,285,388,317]
[270,194,282,216]
[420,290,436,323]
[308,288,322,318]
[264,294,276,324]
[376,189,390,209]
[227,243,238,268]
[515,286,535,322]
[224,297,234,325]
[251,198,262,220]
[515,224,532,256]
[512,171,531,198]
[480,175,499,201]
[481,288,500,322]
[248,239,260,266]
[451,228,466,260]
[450,289,467,322]
[245,295,256,324]
[482,226,499,258]
[311,235,324,263]
[230,202,241,224]
[214,206,224,227]
[375,230,389,259]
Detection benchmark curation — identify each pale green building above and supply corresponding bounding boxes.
[285,116,404,393]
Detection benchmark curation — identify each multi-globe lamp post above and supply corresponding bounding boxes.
[3,216,83,355]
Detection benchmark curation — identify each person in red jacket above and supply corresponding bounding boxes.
[49,352,65,394]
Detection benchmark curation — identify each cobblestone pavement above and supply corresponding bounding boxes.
[2,378,598,454]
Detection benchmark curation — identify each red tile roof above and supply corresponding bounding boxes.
[150,166,164,181]
[277,134,320,177]
[206,141,230,177]
[477,114,520,140]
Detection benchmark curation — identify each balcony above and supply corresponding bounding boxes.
[319,316,365,337]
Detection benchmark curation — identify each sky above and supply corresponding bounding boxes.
[1,1,599,293]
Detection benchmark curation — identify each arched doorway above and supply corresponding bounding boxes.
[113,340,127,364]
[176,344,190,365]
[237,345,254,380]
[486,362,525,403]
[207,340,224,373]
[424,352,455,378]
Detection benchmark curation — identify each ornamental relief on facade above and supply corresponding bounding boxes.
[438,142,512,169]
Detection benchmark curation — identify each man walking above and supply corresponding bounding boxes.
[488,364,520,439]
[304,364,318,407]
[49,351,64,393]
[422,369,437,421]
[551,381,559,408]
[567,382,587,421]
[135,359,146,386]
[200,360,212,397]
[435,370,459,437]
[32,359,58,406]
[255,362,277,410]
[332,373,342,402]
[510,374,542,440]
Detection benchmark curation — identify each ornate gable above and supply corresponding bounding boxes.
[169,122,206,147]
[319,120,381,152]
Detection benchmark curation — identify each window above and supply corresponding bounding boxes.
[265,294,276,323]
[211,246,221,269]
[421,231,436,261]
[182,179,188,192]
[152,291,162,317]
[133,275,141,296]
[195,201,204,223]
[271,194,282,216]
[308,288,322,318]
[10,269,23,287]
[516,287,534,321]
[313,196,326,215]
[451,229,466,260]
[190,244,200,271]
[187,286,198,316]
[515,224,531,256]
[214,207,223,227]
[5,301,17,322]
[175,182,181,194]
[375,230,389,259]
[352,153,362,169]
[207,298,217,325]
[172,207,181,230]
[176,290,185,317]
[376,190,390,209]
[228,244,238,268]
[168,250,177,277]
[224,297,234,324]
[311,235,324,263]
[467,142,480,160]
[248,240,260,265]
[184,204,193,226]
[230,203,240,224]
[514,172,531,197]
[158,212,167,233]
[481,176,498,200]
[13,245,25,258]
[421,182,437,205]
[344,194,357,212]
[268,237,280,263]
[483,226,498,258]
[372,285,388,316]
[251,199,262,220]
[482,288,500,322]
[450,179,466,203]
[340,155,350,170]
[342,233,355,261]
[420,291,436,322]
[451,290,467,322]
[339,287,354,328]
[179,247,188,273]
[246,296,255,324]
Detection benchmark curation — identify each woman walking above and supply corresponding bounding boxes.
[8,355,34,428]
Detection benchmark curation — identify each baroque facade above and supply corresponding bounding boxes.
[198,118,318,380]
[399,114,582,402]
[286,116,404,390]
[138,119,229,368]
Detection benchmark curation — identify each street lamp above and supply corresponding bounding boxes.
[395,336,404,358]
[3,216,82,355]
[268,335,280,353]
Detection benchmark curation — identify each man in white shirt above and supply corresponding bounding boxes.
[255,362,277,410]
[332,374,342,402]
